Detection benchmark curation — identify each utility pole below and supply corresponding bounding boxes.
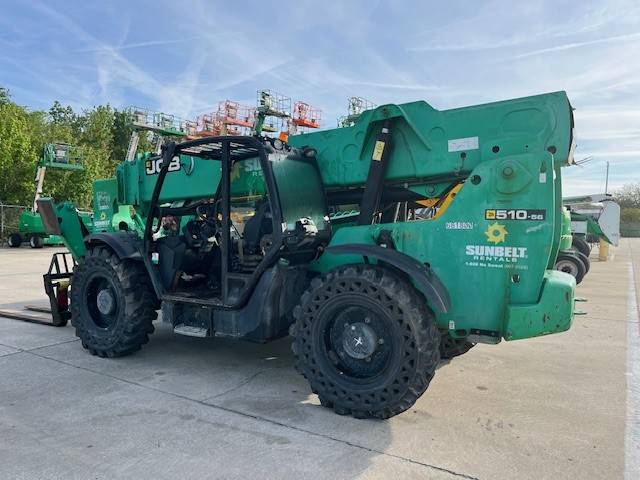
[605,161,609,194]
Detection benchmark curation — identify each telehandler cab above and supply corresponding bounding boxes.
[38,91,577,419]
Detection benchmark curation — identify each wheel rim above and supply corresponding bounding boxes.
[85,274,119,329]
[323,304,393,381]
[557,259,578,277]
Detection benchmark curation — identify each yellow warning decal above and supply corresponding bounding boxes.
[372,141,385,161]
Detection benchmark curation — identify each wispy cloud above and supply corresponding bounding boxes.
[77,37,204,53]
[513,31,640,59]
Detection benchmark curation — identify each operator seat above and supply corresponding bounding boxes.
[243,200,273,254]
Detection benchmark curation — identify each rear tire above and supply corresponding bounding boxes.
[555,252,586,285]
[572,236,591,258]
[575,250,590,274]
[7,233,22,248]
[29,235,44,248]
[70,247,157,357]
[291,265,440,419]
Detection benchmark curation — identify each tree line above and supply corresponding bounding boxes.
[0,86,150,208]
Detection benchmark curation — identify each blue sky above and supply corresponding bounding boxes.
[1,0,639,195]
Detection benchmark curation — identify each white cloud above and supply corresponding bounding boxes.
[513,31,640,59]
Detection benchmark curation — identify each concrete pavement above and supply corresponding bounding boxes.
[0,241,638,479]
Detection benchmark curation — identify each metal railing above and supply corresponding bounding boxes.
[0,203,27,241]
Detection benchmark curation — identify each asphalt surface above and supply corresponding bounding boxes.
[0,240,638,479]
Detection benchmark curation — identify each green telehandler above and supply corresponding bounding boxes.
[37,91,577,419]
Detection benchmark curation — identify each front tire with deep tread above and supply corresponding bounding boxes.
[291,265,440,419]
[71,247,157,357]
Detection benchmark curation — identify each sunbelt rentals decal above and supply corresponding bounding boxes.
[465,222,528,270]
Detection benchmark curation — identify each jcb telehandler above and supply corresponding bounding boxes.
[38,91,577,419]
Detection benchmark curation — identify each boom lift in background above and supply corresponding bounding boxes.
[254,89,291,135]
[7,143,87,249]
[125,107,194,160]
[338,97,376,127]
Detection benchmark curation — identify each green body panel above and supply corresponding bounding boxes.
[295,91,575,340]
[44,201,91,257]
[92,178,144,234]
[312,153,571,339]
[570,212,609,243]
[117,153,222,216]
[289,91,572,188]
[42,234,64,245]
[504,270,575,340]
[270,153,328,231]
[19,210,50,236]
[585,216,607,240]
[559,208,573,251]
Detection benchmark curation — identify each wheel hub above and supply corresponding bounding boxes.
[341,322,378,359]
[557,260,578,276]
[96,288,115,315]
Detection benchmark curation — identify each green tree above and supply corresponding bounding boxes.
[615,183,640,209]
[0,87,11,105]
[0,91,40,205]
[43,105,118,208]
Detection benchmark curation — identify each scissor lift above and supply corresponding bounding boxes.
[292,101,322,131]
[217,100,255,135]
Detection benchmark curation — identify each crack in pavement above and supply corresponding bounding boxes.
[23,348,479,480]
[0,338,79,354]
[202,370,265,401]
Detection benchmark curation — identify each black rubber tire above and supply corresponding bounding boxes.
[439,333,475,360]
[70,247,157,357]
[575,250,590,274]
[7,233,22,248]
[29,235,44,249]
[572,236,591,258]
[291,265,440,419]
[555,252,586,285]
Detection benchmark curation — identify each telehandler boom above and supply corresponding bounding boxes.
[38,91,577,419]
